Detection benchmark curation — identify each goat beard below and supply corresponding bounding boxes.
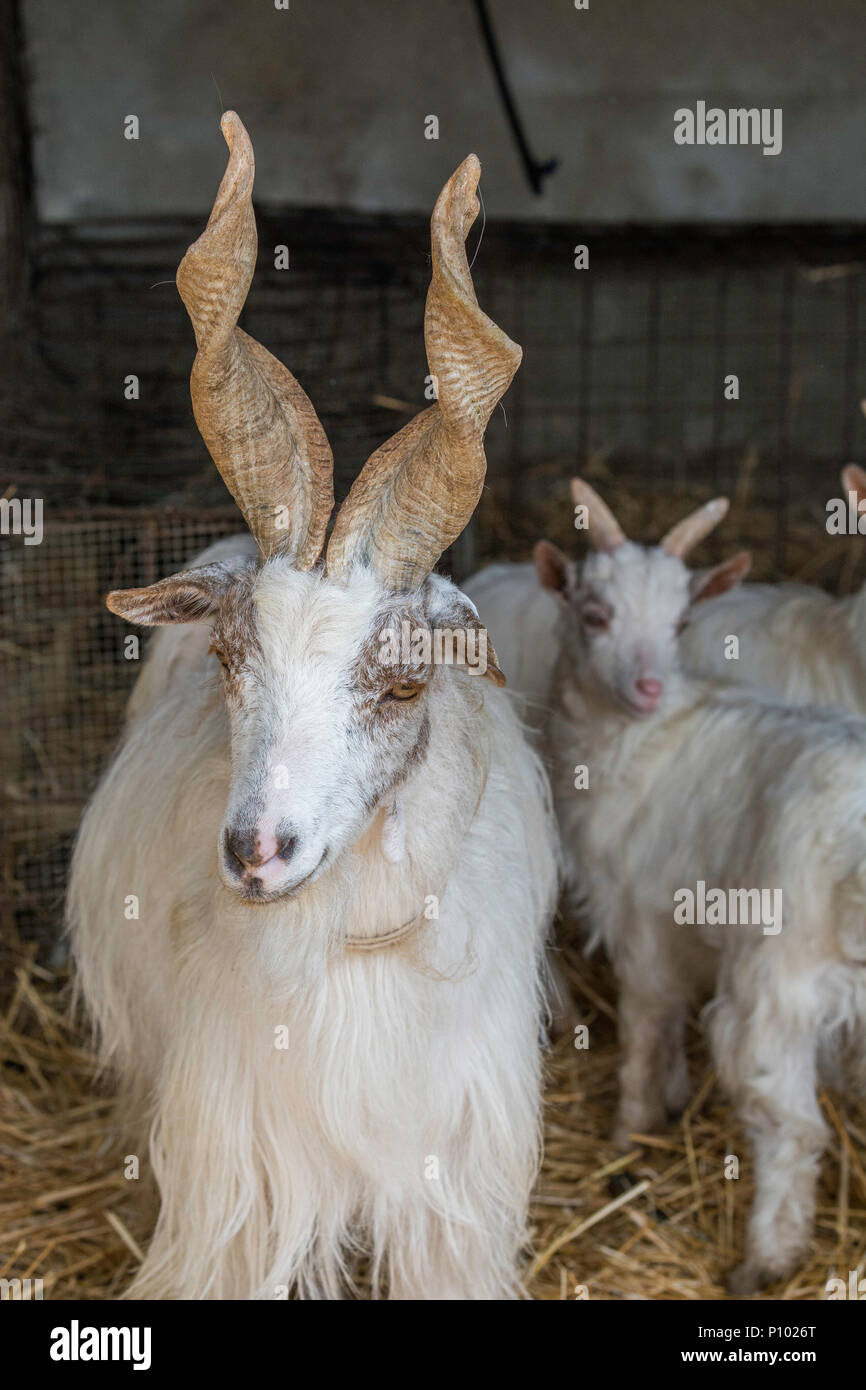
[380,797,406,863]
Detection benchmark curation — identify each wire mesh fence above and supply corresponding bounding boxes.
[9,213,866,522]
[0,511,238,943]
[4,210,866,945]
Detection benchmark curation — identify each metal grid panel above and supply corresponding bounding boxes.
[0,512,237,941]
[9,216,866,538]
[5,213,866,945]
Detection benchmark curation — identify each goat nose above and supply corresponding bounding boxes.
[272,830,299,864]
[223,827,255,875]
[635,677,663,699]
[223,826,299,876]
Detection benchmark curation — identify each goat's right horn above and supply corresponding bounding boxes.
[661,498,729,558]
[325,154,522,592]
[570,478,626,552]
[176,111,334,565]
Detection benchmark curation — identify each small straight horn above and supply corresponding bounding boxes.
[661,498,729,559]
[842,463,866,508]
[570,478,626,553]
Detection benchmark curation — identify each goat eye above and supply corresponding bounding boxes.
[384,680,424,702]
[581,605,609,632]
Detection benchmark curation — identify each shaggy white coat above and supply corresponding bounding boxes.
[551,542,866,1291]
[69,553,558,1300]
[681,577,866,714]
[463,562,561,740]
[468,543,866,1291]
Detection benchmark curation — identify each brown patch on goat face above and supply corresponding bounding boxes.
[359,711,432,817]
[424,583,506,687]
[352,604,434,715]
[208,570,262,701]
[406,710,431,767]
[350,607,435,815]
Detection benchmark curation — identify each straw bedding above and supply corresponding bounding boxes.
[3,931,864,1301]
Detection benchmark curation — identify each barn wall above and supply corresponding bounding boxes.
[21,0,866,224]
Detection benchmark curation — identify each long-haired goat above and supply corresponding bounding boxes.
[682,464,866,713]
[533,480,866,1294]
[67,113,558,1300]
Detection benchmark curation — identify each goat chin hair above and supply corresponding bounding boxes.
[68,612,559,1301]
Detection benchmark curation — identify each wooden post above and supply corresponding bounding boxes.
[0,0,32,329]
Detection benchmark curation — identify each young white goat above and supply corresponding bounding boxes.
[534,479,866,1294]
[68,113,558,1300]
[682,464,866,713]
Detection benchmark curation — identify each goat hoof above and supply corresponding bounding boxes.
[663,1079,691,1119]
[608,1171,639,1198]
[612,1111,664,1151]
[611,1121,635,1151]
[726,1259,773,1297]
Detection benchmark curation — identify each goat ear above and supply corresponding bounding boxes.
[842,463,866,510]
[534,540,572,594]
[689,551,751,606]
[476,632,506,687]
[106,563,243,627]
[451,602,506,687]
[424,577,506,687]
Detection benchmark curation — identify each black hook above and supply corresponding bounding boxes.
[471,0,559,196]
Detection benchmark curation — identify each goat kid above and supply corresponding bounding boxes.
[68,113,558,1300]
[534,480,866,1294]
[682,464,866,714]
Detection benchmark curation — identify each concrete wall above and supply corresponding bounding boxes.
[22,0,866,224]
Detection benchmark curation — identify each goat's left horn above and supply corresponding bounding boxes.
[176,110,334,564]
[325,154,522,591]
[661,498,729,558]
[570,478,626,552]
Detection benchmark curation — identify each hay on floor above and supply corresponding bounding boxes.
[2,939,863,1301]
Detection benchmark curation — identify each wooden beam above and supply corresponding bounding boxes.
[0,0,33,328]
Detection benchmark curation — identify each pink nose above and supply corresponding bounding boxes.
[635,677,663,700]
[223,828,298,876]
[251,833,279,866]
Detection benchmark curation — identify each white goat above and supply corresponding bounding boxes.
[682,464,866,713]
[531,479,866,1294]
[462,561,562,739]
[68,113,558,1300]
